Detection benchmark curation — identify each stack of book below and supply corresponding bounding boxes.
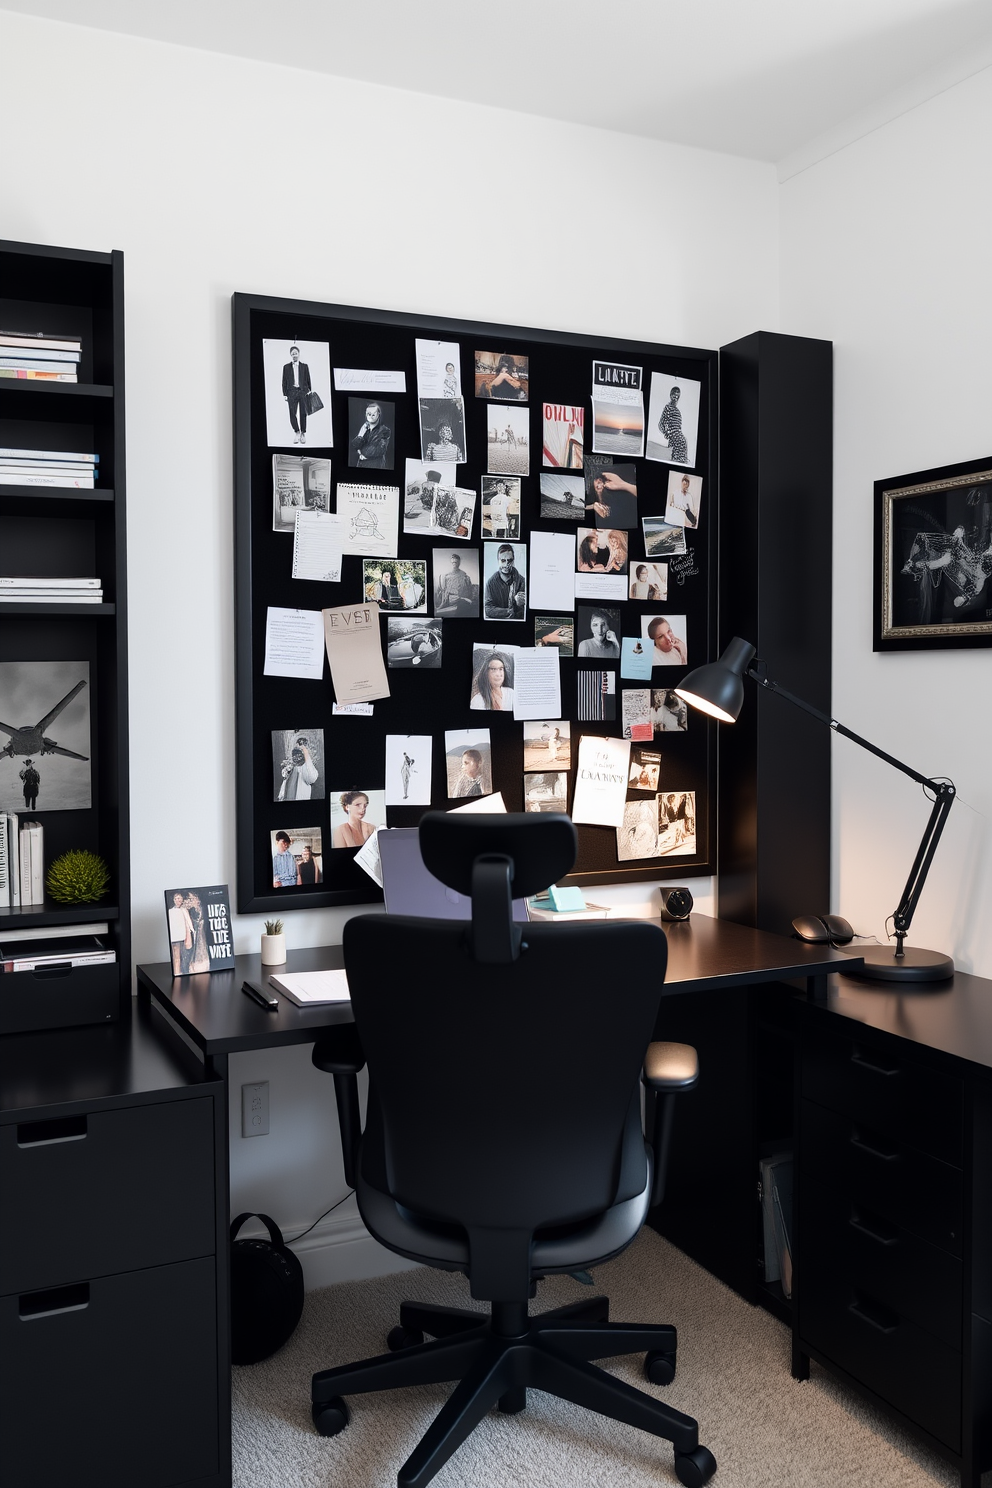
[0,934,115,973]
[0,576,103,604]
[0,816,44,907]
[0,446,99,488]
[0,329,81,382]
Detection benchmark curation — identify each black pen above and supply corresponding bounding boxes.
[242,980,279,1012]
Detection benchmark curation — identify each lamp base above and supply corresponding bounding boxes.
[839,944,955,984]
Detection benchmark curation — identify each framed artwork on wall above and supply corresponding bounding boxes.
[874,456,992,650]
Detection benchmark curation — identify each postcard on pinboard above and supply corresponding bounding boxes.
[262,339,333,449]
[542,404,584,468]
[336,482,399,556]
[385,735,432,806]
[321,603,390,704]
[474,351,529,402]
[646,373,701,468]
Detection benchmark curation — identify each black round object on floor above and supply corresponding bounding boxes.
[645,1349,677,1385]
[675,1444,717,1486]
[840,944,954,983]
[230,1212,305,1365]
[312,1397,350,1436]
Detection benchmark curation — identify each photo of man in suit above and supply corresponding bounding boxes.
[282,345,311,445]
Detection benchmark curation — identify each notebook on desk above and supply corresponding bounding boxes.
[378,827,529,922]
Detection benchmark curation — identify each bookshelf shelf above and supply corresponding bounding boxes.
[0,603,114,616]
[0,900,119,930]
[0,381,113,401]
[0,487,114,505]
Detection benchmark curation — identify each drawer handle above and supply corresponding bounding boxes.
[19,1283,90,1321]
[849,1211,898,1247]
[29,965,73,980]
[851,1049,900,1077]
[17,1115,87,1147]
[849,1297,898,1335]
[850,1129,899,1162]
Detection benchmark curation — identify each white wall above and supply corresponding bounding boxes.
[780,66,992,979]
[0,12,780,1278]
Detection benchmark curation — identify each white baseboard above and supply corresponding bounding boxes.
[287,1194,421,1291]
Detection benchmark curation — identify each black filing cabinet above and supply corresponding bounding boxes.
[0,1008,230,1488]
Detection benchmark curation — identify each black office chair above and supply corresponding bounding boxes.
[310,812,716,1488]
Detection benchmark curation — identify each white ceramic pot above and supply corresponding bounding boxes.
[260,932,286,966]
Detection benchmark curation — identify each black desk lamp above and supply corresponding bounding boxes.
[675,637,955,983]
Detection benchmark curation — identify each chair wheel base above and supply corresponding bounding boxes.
[312,1396,350,1436]
[387,1324,425,1351]
[644,1348,677,1385]
[674,1444,717,1486]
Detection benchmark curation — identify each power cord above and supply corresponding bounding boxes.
[286,1188,355,1246]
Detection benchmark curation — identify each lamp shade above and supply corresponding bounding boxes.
[675,636,756,723]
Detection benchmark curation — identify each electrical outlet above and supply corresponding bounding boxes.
[241,1081,269,1137]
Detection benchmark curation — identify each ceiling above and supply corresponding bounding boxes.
[5,0,992,170]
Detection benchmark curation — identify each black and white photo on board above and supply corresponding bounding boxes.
[433,547,480,617]
[534,615,574,655]
[385,734,432,806]
[665,470,703,529]
[646,373,701,468]
[616,791,695,861]
[444,728,493,799]
[542,404,584,468]
[486,404,529,476]
[474,351,529,401]
[270,825,324,885]
[650,689,688,732]
[470,645,517,711]
[262,338,333,448]
[403,458,475,539]
[0,660,90,812]
[271,454,331,533]
[576,669,616,722]
[363,559,428,612]
[386,617,443,669]
[271,728,325,802]
[539,472,585,520]
[481,475,521,538]
[482,541,527,621]
[576,604,621,659]
[347,397,395,471]
[642,515,688,558]
[419,398,467,463]
[523,771,568,813]
[585,461,638,528]
[523,719,571,771]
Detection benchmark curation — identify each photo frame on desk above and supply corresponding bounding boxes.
[233,293,718,913]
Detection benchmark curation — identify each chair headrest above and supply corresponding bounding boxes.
[418,812,577,901]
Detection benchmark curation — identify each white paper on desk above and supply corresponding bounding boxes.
[354,826,385,886]
[263,607,325,680]
[292,510,343,581]
[334,368,407,394]
[268,969,350,1005]
[322,602,391,704]
[574,571,627,601]
[571,735,631,828]
[450,791,507,814]
[529,531,575,612]
[512,648,561,721]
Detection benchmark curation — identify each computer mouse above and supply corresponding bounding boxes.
[792,914,832,943]
[820,914,855,944]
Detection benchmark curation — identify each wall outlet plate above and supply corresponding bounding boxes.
[241,1080,269,1137]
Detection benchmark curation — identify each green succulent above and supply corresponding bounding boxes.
[264,919,284,936]
[46,849,111,904]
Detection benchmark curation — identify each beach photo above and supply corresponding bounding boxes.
[523,719,571,771]
[486,404,530,475]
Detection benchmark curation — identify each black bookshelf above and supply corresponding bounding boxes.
[0,239,129,1033]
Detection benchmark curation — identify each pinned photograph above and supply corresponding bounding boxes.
[348,397,395,470]
[444,728,493,799]
[585,463,638,529]
[629,562,668,601]
[665,471,703,529]
[386,617,443,668]
[591,361,644,458]
[577,670,616,722]
[621,636,653,680]
[523,771,568,813]
[337,482,400,556]
[481,476,521,539]
[470,645,517,712]
[577,528,628,574]
[539,473,585,520]
[0,660,90,812]
[576,604,621,659]
[640,614,688,667]
[270,826,324,885]
[621,688,653,741]
[523,720,571,771]
[642,515,688,558]
[434,547,480,617]
[165,885,234,975]
[262,339,332,449]
[646,373,701,468]
[385,735,432,805]
[403,459,475,539]
[658,790,697,856]
[475,351,529,401]
[651,689,688,732]
[487,405,529,476]
[420,398,466,463]
[416,339,461,400]
[272,454,331,533]
[617,799,664,861]
[542,405,584,468]
[329,790,386,849]
[483,541,527,621]
[628,746,661,791]
[271,729,325,802]
[363,559,428,612]
[534,615,574,656]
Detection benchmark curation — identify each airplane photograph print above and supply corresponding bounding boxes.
[0,661,91,811]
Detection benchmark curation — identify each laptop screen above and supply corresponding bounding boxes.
[378,827,529,922]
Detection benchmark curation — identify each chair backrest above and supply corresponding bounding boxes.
[342,815,668,1299]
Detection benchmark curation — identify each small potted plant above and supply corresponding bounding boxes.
[261,919,286,966]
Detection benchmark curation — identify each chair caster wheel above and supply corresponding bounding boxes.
[387,1324,425,1351]
[644,1349,677,1385]
[674,1444,717,1486]
[312,1396,350,1436]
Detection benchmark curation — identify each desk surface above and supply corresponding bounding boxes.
[137,914,854,1060]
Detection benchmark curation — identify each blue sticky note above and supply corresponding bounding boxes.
[621,637,653,680]
[549,885,586,912]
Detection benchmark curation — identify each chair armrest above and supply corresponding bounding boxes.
[312,1026,366,1189]
[642,1042,699,1208]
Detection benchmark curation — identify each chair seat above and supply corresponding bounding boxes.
[356,1148,653,1276]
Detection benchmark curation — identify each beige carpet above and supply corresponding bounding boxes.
[232,1229,979,1487]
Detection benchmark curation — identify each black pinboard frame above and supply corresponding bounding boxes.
[233,293,717,913]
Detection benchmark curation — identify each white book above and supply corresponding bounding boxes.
[19,822,43,906]
[0,593,103,603]
[0,358,79,373]
[4,951,117,972]
[0,474,95,489]
[7,813,18,906]
[0,462,96,475]
[0,447,98,462]
[0,576,100,587]
[0,348,81,362]
[268,969,351,1006]
[0,334,82,352]
[7,921,109,942]
[19,825,33,906]
[0,814,8,909]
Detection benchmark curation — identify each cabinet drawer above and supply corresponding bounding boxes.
[801,1099,961,1255]
[0,1097,215,1292]
[801,1271,961,1450]
[801,1179,962,1347]
[0,1255,218,1488]
[802,1032,962,1165]
[0,960,119,1035]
